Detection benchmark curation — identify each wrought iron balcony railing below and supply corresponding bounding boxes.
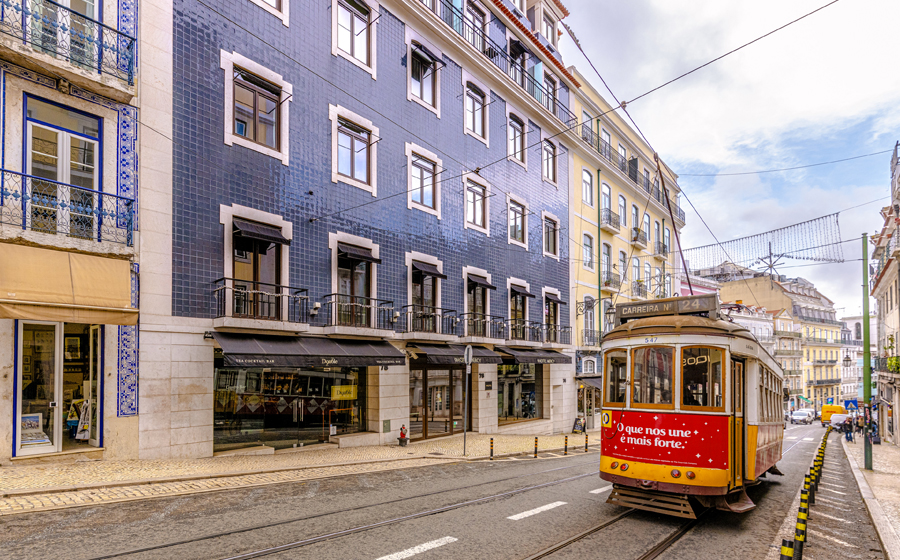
[581,329,601,347]
[812,359,838,365]
[808,378,841,386]
[459,312,506,339]
[654,242,668,258]
[774,348,803,356]
[543,324,571,345]
[506,319,543,343]
[0,168,134,245]
[0,0,135,85]
[601,270,621,290]
[632,281,648,298]
[784,369,802,377]
[398,304,459,336]
[797,315,842,326]
[213,278,309,324]
[322,293,394,330]
[774,330,801,338]
[631,228,648,245]
[600,208,620,230]
[640,175,651,193]
[422,0,576,127]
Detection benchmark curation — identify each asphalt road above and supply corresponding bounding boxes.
[0,422,872,560]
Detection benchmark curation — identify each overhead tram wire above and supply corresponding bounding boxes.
[678,150,893,177]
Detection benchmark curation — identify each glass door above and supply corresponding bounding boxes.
[731,359,744,487]
[88,325,100,446]
[17,322,62,455]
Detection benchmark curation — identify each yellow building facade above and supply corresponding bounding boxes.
[566,67,685,401]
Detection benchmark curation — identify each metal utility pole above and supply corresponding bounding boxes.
[863,233,873,470]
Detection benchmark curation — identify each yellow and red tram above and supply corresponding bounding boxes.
[599,295,784,518]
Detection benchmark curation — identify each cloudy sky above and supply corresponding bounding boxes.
[559,0,900,318]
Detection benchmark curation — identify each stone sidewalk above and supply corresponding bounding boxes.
[0,433,601,516]
[844,435,900,559]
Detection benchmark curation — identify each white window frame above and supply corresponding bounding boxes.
[582,232,595,271]
[405,142,442,219]
[405,251,443,308]
[541,133,558,186]
[461,70,490,148]
[463,265,493,323]
[508,277,531,323]
[329,104,379,196]
[582,167,594,207]
[463,172,490,236]
[220,203,293,318]
[246,0,289,26]
[506,192,528,250]
[601,183,611,210]
[331,0,379,79]
[542,286,562,327]
[619,195,627,226]
[405,28,442,117]
[505,103,527,170]
[583,358,596,374]
[541,12,556,46]
[541,210,560,260]
[220,50,293,165]
[328,231,380,298]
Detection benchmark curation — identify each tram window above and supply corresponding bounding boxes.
[681,347,724,410]
[632,347,674,407]
[733,360,743,413]
[604,350,627,405]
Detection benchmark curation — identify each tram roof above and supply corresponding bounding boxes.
[603,315,756,342]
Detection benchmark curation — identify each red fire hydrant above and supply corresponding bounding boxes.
[398,425,408,447]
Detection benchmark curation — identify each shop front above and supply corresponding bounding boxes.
[1,244,137,458]
[575,377,603,429]
[494,347,572,427]
[210,333,405,452]
[407,344,501,440]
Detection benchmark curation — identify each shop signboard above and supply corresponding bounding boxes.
[331,385,357,400]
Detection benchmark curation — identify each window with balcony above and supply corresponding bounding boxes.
[542,140,556,183]
[619,251,628,281]
[601,129,611,157]
[233,68,280,150]
[466,180,487,231]
[601,184,611,210]
[464,2,486,52]
[410,153,436,210]
[618,144,627,172]
[337,246,373,327]
[26,96,100,242]
[233,227,282,320]
[410,49,437,108]
[544,297,559,340]
[337,119,371,184]
[631,205,639,230]
[543,215,558,257]
[619,195,627,226]
[583,234,594,270]
[411,263,438,332]
[465,83,485,138]
[643,213,651,239]
[543,75,557,113]
[337,0,370,66]
[582,169,593,206]
[508,199,526,246]
[581,110,592,141]
[508,115,525,163]
[644,263,652,292]
[602,244,611,273]
[633,258,640,282]
[542,13,555,45]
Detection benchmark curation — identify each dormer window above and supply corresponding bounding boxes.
[542,13,555,46]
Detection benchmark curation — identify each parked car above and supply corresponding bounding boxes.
[821,405,848,427]
[791,410,813,424]
[829,413,850,428]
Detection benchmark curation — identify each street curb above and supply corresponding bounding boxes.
[842,436,900,560]
[0,455,458,499]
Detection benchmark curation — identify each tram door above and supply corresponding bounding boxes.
[731,359,745,488]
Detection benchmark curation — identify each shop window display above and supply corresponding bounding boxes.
[497,364,543,425]
[213,362,366,452]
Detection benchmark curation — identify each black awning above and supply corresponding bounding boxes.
[412,261,448,280]
[495,346,572,364]
[509,39,529,58]
[545,293,566,305]
[408,344,502,365]
[467,274,497,290]
[511,285,536,298]
[233,218,290,246]
[212,332,405,368]
[578,377,604,390]
[338,243,382,264]
[411,42,443,66]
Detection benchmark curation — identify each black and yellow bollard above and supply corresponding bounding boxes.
[565,435,568,455]
[780,539,794,560]
[534,436,538,458]
[490,438,494,461]
[585,432,589,452]
[806,475,816,505]
[794,507,808,559]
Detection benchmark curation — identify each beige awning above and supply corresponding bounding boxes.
[0,243,137,325]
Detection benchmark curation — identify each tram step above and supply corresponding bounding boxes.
[607,487,696,519]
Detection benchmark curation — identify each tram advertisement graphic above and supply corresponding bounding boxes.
[601,411,729,469]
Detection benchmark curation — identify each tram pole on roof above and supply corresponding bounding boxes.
[862,233,873,470]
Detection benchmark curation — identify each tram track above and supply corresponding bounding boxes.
[88,458,599,560]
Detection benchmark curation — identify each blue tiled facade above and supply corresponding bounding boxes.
[171,0,571,327]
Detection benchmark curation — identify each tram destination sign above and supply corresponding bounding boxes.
[615,294,719,324]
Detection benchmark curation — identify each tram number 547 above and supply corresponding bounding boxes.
[644,337,658,343]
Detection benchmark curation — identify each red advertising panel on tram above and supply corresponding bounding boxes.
[601,410,729,469]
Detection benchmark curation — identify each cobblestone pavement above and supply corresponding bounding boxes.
[845,433,900,547]
[0,433,600,516]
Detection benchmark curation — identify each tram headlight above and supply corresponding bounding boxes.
[686,471,696,480]
[610,461,618,469]
[671,469,681,478]
[620,463,629,471]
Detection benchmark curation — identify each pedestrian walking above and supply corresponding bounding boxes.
[857,415,864,435]
[844,418,854,442]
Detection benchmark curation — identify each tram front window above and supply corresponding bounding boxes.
[604,350,627,405]
[632,347,674,407]
[682,347,724,410]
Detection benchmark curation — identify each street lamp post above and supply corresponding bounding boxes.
[863,233,873,470]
